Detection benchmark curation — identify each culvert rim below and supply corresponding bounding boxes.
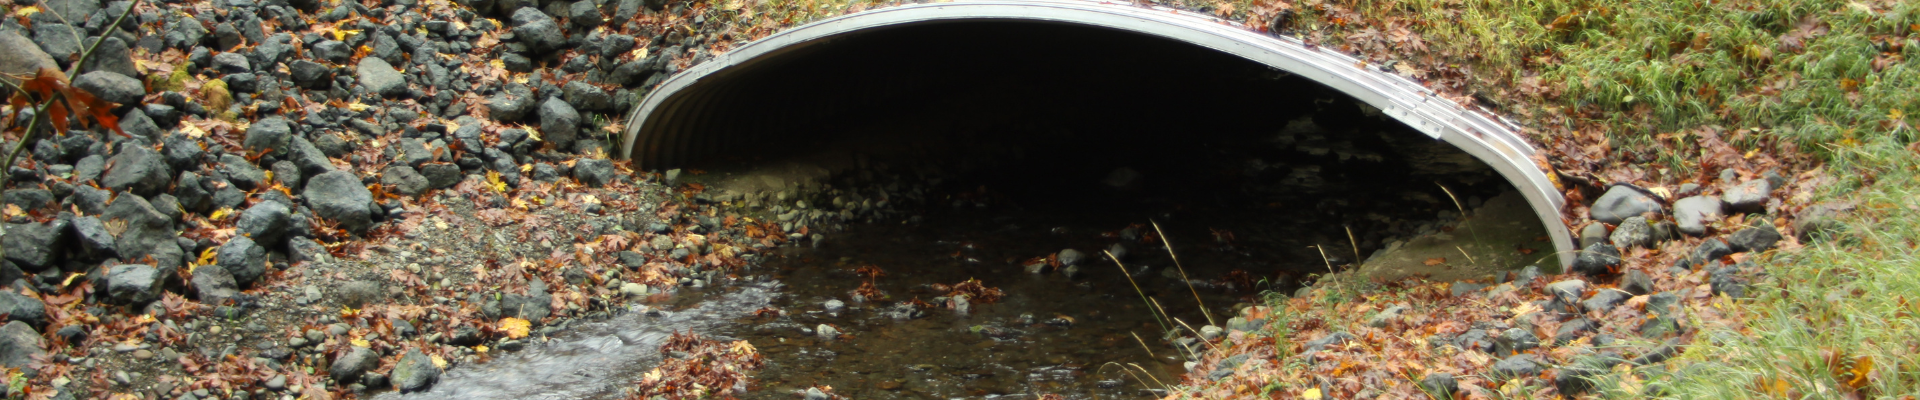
[617,0,1576,268]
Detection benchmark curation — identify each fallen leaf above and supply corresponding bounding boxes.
[500,317,531,339]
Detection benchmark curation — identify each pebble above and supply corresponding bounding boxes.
[133,349,154,360]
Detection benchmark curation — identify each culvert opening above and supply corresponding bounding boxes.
[622,17,1562,400]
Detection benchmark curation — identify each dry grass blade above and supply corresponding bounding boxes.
[1108,250,1170,332]
[1151,221,1216,326]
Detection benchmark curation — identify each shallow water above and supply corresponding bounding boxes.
[373,283,779,400]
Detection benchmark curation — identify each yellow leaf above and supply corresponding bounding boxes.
[729,340,756,355]
[430,354,447,369]
[2,204,22,218]
[489,59,505,70]
[475,345,489,353]
[500,317,531,339]
[630,47,649,60]
[1848,355,1874,389]
[1302,387,1322,399]
[61,272,87,287]
[197,247,219,266]
[334,29,361,41]
[444,120,460,134]
[209,208,235,220]
[486,170,508,193]
[182,124,208,138]
[347,101,370,112]
[519,163,533,173]
[15,6,39,16]
[340,305,360,318]
[263,170,274,183]
[522,125,543,142]
[351,338,370,347]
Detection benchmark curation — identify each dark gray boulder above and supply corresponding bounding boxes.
[107,264,164,304]
[572,158,615,187]
[236,200,292,246]
[391,348,440,392]
[330,346,378,383]
[303,170,374,233]
[72,70,145,105]
[1727,224,1782,253]
[245,116,293,157]
[101,195,175,262]
[419,163,461,189]
[381,165,429,196]
[0,321,46,370]
[1569,242,1621,276]
[356,57,407,98]
[509,7,565,54]
[0,291,47,326]
[101,146,172,196]
[68,215,117,260]
[216,236,267,286]
[538,97,579,151]
[190,261,239,305]
[1,220,69,270]
[1491,355,1541,379]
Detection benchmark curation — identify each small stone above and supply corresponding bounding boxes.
[1672,195,1725,236]
[815,324,840,341]
[1581,289,1629,313]
[1578,222,1608,249]
[620,282,649,297]
[1494,328,1538,357]
[1491,355,1541,379]
[1687,238,1734,266]
[1589,186,1662,224]
[822,299,845,313]
[1304,331,1356,354]
[1553,318,1597,345]
[572,158,616,188]
[1420,372,1458,399]
[1545,279,1586,306]
[1367,305,1405,328]
[1722,179,1771,213]
[1057,249,1085,266]
[356,57,406,98]
[1569,242,1621,276]
[329,347,377,383]
[390,349,440,392]
[1727,224,1783,253]
[1609,216,1652,249]
[1621,269,1655,296]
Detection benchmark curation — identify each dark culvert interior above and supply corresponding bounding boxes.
[629,21,1553,399]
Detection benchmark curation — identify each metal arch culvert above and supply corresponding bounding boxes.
[616,0,1576,268]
